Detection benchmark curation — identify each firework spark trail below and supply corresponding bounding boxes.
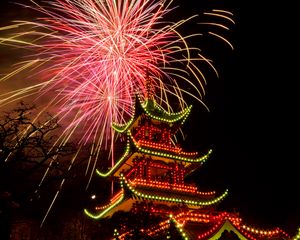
[0,0,234,225]
[0,0,213,159]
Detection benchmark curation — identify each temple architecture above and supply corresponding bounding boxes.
[84,93,297,240]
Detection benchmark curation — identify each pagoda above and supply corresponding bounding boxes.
[84,88,296,239]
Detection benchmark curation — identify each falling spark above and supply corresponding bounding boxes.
[0,0,210,148]
[0,0,235,225]
[209,31,234,50]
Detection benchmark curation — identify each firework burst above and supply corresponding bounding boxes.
[0,0,234,224]
[2,0,202,145]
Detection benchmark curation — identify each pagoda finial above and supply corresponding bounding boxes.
[145,73,154,100]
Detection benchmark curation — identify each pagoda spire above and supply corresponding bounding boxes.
[145,73,154,100]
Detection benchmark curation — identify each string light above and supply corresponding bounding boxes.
[86,92,292,239]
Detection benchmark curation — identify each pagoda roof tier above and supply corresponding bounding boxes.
[84,189,129,219]
[130,178,216,197]
[125,179,227,208]
[129,130,202,158]
[112,95,192,133]
[115,211,293,240]
[139,211,291,240]
[129,130,212,162]
[84,175,228,220]
[96,135,212,178]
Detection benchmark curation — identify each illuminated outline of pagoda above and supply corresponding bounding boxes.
[84,84,296,239]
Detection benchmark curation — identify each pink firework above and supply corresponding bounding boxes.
[0,0,219,161]
[0,0,236,179]
[0,0,236,167]
[1,0,197,144]
[0,0,235,224]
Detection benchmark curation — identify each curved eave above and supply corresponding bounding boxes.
[84,191,125,219]
[96,139,132,178]
[96,134,212,179]
[112,96,142,133]
[142,98,193,124]
[130,131,212,163]
[112,115,136,133]
[112,96,192,133]
[122,174,228,207]
[235,223,291,240]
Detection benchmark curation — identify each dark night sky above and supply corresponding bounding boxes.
[183,0,300,234]
[184,0,300,234]
[0,0,299,236]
